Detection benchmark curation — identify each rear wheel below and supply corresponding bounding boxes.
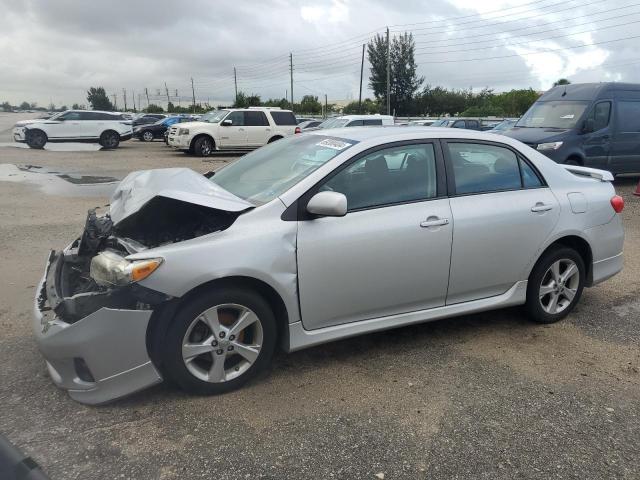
[525,247,585,323]
[193,136,214,156]
[268,136,283,143]
[25,129,47,149]
[162,287,277,395]
[99,130,120,149]
[142,131,154,142]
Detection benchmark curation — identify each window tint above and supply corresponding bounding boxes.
[363,119,383,126]
[452,120,466,129]
[225,111,245,126]
[270,111,297,125]
[616,101,640,132]
[320,144,437,211]
[448,143,522,194]
[78,112,95,120]
[520,158,543,188]
[346,120,363,127]
[585,101,611,131]
[60,111,82,121]
[244,111,269,126]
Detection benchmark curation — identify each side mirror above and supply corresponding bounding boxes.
[306,191,347,217]
[583,118,595,133]
[221,119,232,126]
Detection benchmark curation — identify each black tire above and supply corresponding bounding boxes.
[25,129,47,149]
[565,158,581,166]
[267,136,283,143]
[525,247,585,324]
[162,286,277,395]
[99,130,120,149]
[142,130,154,142]
[193,136,214,156]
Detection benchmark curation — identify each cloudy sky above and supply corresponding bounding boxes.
[1,0,639,109]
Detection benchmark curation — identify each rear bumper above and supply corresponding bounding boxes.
[584,214,624,286]
[591,252,623,286]
[33,251,162,405]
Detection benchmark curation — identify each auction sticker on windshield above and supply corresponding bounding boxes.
[316,138,353,150]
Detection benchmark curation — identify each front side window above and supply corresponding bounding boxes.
[616,101,640,133]
[448,142,528,194]
[584,101,611,131]
[452,120,466,129]
[244,111,269,126]
[225,111,245,126]
[320,143,438,211]
[363,119,382,126]
[60,111,82,121]
[212,135,356,204]
[346,120,363,127]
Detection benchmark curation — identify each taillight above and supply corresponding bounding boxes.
[611,195,624,213]
[294,127,301,134]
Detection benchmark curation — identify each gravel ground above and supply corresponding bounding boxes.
[0,113,638,479]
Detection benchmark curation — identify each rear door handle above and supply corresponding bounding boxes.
[420,217,449,228]
[531,203,553,212]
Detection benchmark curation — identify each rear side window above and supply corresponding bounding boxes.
[270,111,297,125]
[452,120,466,129]
[520,158,543,188]
[363,119,382,126]
[616,101,640,132]
[448,143,523,194]
[244,111,269,126]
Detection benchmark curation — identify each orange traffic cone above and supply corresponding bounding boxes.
[635,179,640,196]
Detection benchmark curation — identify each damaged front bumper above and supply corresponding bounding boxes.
[33,248,165,405]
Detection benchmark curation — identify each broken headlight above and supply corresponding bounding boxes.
[90,250,162,287]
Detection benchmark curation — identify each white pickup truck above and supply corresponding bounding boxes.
[168,107,300,156]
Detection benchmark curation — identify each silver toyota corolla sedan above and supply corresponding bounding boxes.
[33,127,624,404]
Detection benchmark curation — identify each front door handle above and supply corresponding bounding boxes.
[531,203,553,212]
[420,217,449,228]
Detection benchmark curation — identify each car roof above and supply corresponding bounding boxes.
[333,114,393,120]
[306,125,517,144]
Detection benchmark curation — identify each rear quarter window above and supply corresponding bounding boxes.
[270,111,297,125]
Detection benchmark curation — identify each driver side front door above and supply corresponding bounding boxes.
[219,111,248,148]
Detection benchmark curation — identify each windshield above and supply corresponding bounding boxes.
[516,101,589,129]
[212,135,356,204]
[318,118,349,129]
[430,119,452,127]
[199,110,229,123]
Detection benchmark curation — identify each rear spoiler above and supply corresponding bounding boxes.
[562,165,614,182]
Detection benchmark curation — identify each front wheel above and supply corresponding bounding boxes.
[193,136,214,156]
[162,287,277,395]
[99,130,120,149]
[525,247,585,323]
[26,129,47,149]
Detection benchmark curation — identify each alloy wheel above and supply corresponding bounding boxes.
[538,259,580,314]
[143,131,154,141]
[182,303,263,383]
[201,139,212,155]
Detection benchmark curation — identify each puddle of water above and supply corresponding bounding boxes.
[0,142,102,152]
[0,163,119,197]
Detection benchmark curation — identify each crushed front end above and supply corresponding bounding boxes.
[32,210,172,405]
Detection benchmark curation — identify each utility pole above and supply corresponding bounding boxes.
[233,68,238,104]
[122,88,127,111]
[111,93,117,110]
[289,52,294,111]
[164,82,171,109]
[138,93,142,113]
[386,27,391,116]
[325,94,328,119]
[191,77,196,113]
[132,89,136,111]
[359,43,365,113]
[144,88,150,108]
[175,89,180,107]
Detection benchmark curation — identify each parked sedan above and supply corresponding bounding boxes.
[297,120,322,129]
[33,128,624,404]
[134,116,182,142]
[132,114,166,127]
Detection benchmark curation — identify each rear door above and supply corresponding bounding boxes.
[244,111,271,146]
[610,99,640,173]
[444,140,560,304]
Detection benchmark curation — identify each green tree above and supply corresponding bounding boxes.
[232,91,261,108]
[263,98,290,109]
[71,103,84,110]
[553,78,571,86]
[145,104,164,113]
[342,98,379,114]
[1,101,12,111]
[86,87,114,111]
[59,105,68,112]
[368,32,423,114]
[299,95,322,114]
[19,101,31,110]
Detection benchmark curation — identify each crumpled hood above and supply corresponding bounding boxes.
[501,127,570,144]
[109,168,253,224]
